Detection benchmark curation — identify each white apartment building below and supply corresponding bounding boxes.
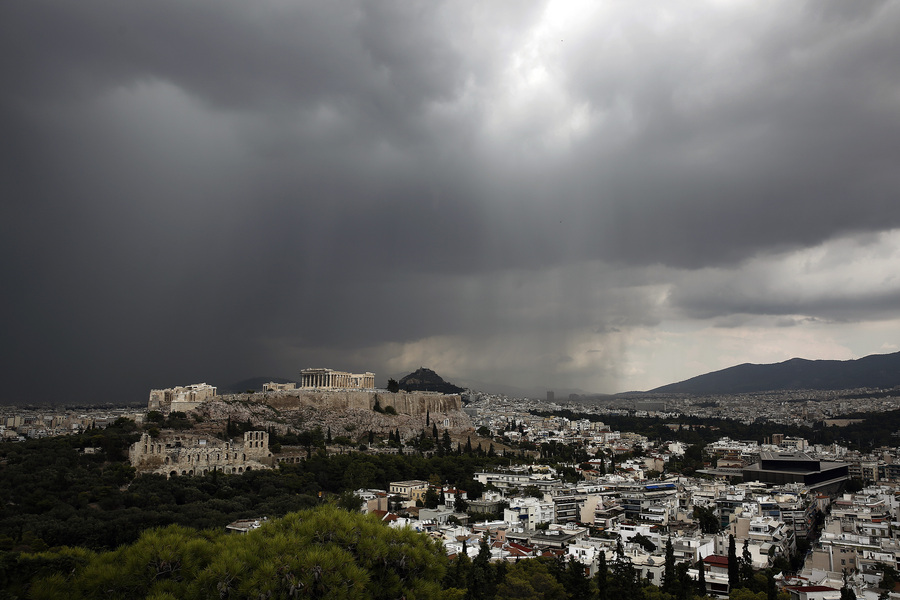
[504,497,555,529]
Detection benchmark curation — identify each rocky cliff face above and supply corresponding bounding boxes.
[246,389,463,415]
[193,390,472,437]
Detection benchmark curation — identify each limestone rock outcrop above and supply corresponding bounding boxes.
[189,390,473,439]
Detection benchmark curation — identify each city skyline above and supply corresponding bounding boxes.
[3,1,900,404]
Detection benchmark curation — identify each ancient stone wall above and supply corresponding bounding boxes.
[129,430,272,477]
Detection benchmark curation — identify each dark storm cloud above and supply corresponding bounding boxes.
[3,0,900,402]
[666,230,900,324]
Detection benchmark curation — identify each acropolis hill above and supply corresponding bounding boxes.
[149,369,473,437]
[206,390,471,439]
[255,388,463,416]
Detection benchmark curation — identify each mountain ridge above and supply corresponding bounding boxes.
[648,351,900,394]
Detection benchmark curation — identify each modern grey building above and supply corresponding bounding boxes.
[742,452,848,495]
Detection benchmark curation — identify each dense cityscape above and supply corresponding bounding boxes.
[4,375,900,599]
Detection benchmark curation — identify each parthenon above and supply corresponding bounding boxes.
[300,368,375,390]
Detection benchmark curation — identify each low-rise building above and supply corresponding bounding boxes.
[388,480,429,501]
[504,497,555,529]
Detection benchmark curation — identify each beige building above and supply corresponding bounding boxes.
[263,382,296,392]
[389,480,430,500]
[300,368,375,390]
[129,430,272,477]
[148,383,217,414]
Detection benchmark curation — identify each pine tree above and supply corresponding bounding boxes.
[742,538,754,587]
[563,558,593,600]
[30,505,448,599]
[728,534,739,592]
[470,534,494,600]
[698,558,707,597]
[663,537,676,592]
[596,550,609,600]
[446,546,472,591]
[442,430,452,453]
[677,562,691,600]
[611,539,641,600]
[454,490,468,513]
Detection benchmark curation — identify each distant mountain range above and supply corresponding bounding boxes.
[648,351,900,395]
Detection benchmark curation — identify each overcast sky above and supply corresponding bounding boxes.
[3,0,900,404]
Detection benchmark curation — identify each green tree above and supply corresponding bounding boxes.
[741,539,754,588]
[387,379,400,393]
[445,547,472,593]
[663,537,676,592]
[597,550,609,600]
[523,485,544,500]
[454,491,468,513]
[424,487,440,509]
[419,436,435,453]
[879,562,899,591]
[561,557,594,600]
[698,559,707,597]
[470,534,495,600]
[611,539,642,600]
[495,559,567,600]
[728,535,739,593]
[30,505,447,600]
[632,533,657,553]
[335,490,362,512]
[693,505,720,534]
[730,589,767,600]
